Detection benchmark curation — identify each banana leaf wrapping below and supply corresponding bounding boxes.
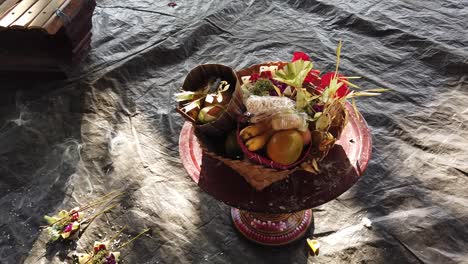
[177,64,245,137]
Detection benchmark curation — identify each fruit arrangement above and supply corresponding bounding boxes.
[177,42,386,190]
[176,77,231,124]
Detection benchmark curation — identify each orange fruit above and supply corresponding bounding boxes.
[300,129,311,145]
[266,130,304,165]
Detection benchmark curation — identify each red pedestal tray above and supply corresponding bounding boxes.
[179,102,372,246]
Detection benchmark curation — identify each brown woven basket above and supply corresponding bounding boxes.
[177,64,245,137]
[328,100,349,140]
[307,100,348,161]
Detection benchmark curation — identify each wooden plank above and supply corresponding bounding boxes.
[41,0,89,35]
[0,0,20,20]
[28,0,63,29]
[10,0,52,28]
[0,0,39,28]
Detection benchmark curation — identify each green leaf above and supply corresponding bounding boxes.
[273,60,313,88]
[58,210,68,218]
[250,79,276,96]
[44,215,58,225]
[47,227,60,241]
[321,79,343,103]
[296,87,312,110]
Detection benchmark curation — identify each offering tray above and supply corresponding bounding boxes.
[179,93,372,246]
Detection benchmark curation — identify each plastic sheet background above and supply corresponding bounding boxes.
[0,0,467,263]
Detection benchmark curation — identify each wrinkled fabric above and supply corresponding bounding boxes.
[0,0,467,263]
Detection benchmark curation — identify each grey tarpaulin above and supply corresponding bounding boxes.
[1,0,467,263]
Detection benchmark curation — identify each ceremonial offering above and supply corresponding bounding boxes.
[43,191,122,242]
[72,228,150,264]
[44,207,82,241]
[73,241,121,264]
[178,42,385,246]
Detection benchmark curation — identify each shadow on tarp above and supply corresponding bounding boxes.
[193,191,311,264]
[0,80,86,263]
[340,108,468,263]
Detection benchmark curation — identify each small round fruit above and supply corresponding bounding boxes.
[198,105,224,124]
[267,130,304,165]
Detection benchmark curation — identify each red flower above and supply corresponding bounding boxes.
[292,52,310,62]
[63,224,73,233]
[260,70,272,79]
[249,71,272,83]
[318,72,350,98]
[249,73,260,82]
[71,211,79,221]
[304,69,321,86]
[94,244,107,252]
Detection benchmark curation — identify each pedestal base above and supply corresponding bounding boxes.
[231,208,312,246]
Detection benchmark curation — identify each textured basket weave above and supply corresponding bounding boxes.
[328,100,349,140]
[309,100,349,161]
[177,64,245,137]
